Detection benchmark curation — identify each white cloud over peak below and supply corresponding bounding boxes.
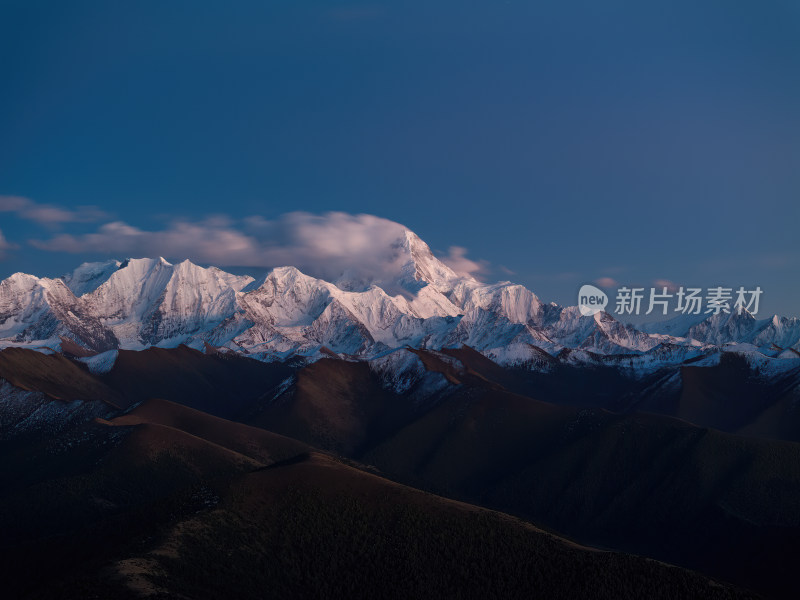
[29,211,490,291]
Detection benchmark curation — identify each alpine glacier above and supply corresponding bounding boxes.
[1,229,798,373]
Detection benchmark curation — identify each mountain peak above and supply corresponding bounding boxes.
[117,257,172,272]
[2,253,798,360]
[330,228,462,296]
[62,260,122,296]
[394,229,461,294]
[170,259,253,293]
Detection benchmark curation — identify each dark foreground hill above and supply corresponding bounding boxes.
[436,346,800,442]
[254,353,800,599]
[0,399,754,600]
[1,345,799,597]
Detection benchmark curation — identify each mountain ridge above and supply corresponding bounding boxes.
[1,229,798,373]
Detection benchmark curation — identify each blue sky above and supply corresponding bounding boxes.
[1,1,798,317]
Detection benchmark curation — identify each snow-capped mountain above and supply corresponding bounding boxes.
[1,228,798,371]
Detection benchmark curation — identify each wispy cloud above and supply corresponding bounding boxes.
[30,211,490,291]
[32,220,259,264]
[440,246,488,279]
[594,277,618,288]
[0,228,16,259]
[0,195,109,227]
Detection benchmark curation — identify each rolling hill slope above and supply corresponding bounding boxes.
[0,398,755,599]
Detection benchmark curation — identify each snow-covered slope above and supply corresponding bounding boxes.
[63,260,122,296]
[1,228,798,373]
[644,308,800,352]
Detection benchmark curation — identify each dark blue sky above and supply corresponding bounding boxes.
[1,0,798,316]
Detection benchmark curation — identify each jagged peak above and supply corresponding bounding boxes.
[703,305,757,325]
[116,256,173,272]
[62,259,122,296]
[731,304,756,319]
[1,271,72,292]
[245,265,328,295]
[271,265,306,278]
[594,310,615,324]
[170,258,218,279]
[329,228,457,295]
[174,258,199,269]
[267,265,318,286]
[395,229,462,292]
[157,260,253,293]
[84,257,176,303]
[2,254,799,361]
[2,271,40,285]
